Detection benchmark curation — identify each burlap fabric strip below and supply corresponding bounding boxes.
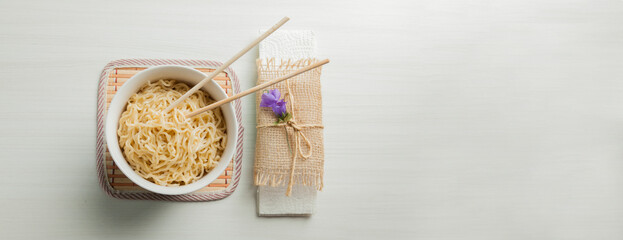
[254,58,324,196]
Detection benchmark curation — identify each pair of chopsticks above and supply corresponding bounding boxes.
[163,16,330,118]
[186,59,329,118]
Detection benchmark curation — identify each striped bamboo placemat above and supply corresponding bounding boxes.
[96,59,244,201]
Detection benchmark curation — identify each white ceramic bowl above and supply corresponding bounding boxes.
[105,65,238,195]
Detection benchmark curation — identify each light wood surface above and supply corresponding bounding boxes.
[165,16,289,112]
[186,59,329,118]
[1,0,623,240]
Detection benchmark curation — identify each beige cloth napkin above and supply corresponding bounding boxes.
[256,30,319,216]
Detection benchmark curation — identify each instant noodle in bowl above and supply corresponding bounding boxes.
[118,79,227,186]
[105,66,238,195]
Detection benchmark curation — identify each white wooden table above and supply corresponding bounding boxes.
[1,0,623,239]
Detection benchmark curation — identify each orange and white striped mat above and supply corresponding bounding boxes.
[96,59,244,201]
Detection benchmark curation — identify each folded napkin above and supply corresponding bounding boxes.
[255,30,323,216]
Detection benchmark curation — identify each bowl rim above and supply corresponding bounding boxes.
[105,65,238,195]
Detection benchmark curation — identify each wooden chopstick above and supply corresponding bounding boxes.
[164,16,290,112]
[185,59,330,118]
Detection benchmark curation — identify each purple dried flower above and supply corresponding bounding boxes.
[260,89,290,122]
[272,100,287,117]
[260,89,281,108]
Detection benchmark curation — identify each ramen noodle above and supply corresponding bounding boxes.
[117,79,227,186]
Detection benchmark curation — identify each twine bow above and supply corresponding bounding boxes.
[283,118,313,196]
